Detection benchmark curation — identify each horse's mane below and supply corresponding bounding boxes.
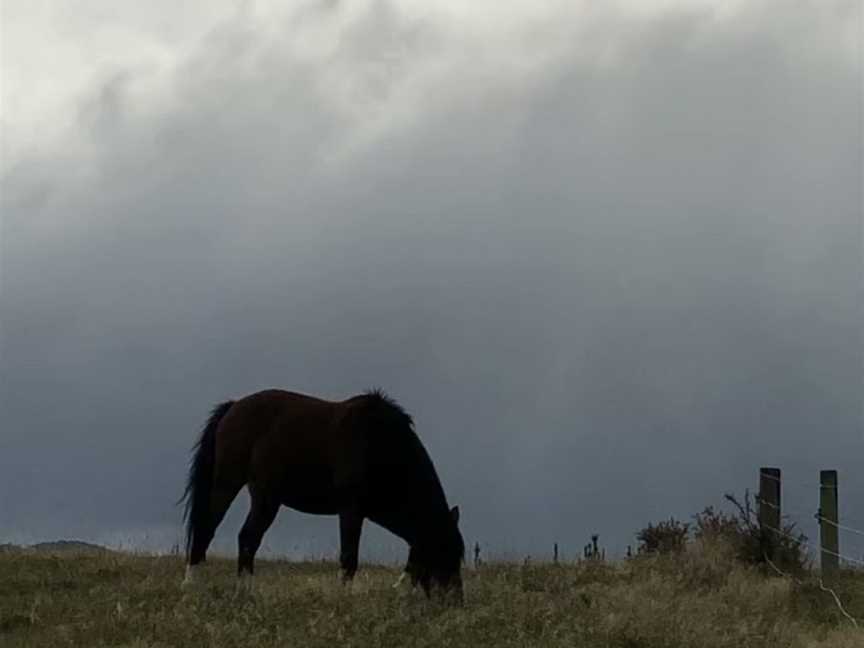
[360,388,442,502]
[362,388,414,429]
[360,389,464,563]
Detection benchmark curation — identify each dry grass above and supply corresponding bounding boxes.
[1,541,862,647]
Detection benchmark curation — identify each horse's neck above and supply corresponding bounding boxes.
[368,511,420,546]
[369,506,450,552]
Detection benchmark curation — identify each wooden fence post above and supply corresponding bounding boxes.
[758,467,781,558]
[819,470,839,573]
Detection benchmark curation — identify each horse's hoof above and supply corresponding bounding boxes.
[181,565,197,588]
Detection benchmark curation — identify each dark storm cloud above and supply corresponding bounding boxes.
[1,1,861,559]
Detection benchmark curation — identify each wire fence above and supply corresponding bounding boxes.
[756,468,864,569]
[750,468,864,629]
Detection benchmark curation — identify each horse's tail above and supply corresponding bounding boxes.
[179,400,234,560]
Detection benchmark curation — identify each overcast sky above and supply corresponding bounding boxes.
[1,1,861,562]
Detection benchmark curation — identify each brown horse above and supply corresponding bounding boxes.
[179,389,464,601]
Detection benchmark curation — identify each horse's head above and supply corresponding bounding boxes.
[404,505,464,605]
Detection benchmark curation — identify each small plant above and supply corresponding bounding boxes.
[636,517,690,555]
[582,534,605,561]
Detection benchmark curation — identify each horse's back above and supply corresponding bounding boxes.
[212,389,361,498]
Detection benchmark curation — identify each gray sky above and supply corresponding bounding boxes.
[1,0,862,562]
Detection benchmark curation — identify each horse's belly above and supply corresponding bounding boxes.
[280,468,339,515]
[283,496,339,516]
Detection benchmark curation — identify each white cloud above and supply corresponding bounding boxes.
[3,1,857,166]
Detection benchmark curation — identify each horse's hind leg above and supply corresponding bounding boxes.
[185,482,242,584]
[237,488,280,578]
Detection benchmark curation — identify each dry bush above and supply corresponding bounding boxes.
[694,491,810,573]
[636,517,690,555]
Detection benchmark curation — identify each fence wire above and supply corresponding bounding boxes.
[761,522,864,567]
[815,516,864,539]
[762,552,860,629]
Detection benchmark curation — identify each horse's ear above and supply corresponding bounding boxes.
[450,505,460,524]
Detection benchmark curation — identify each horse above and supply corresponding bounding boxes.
[179,388,464,602]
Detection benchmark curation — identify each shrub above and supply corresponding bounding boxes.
[637,517,690,555]
[694,491,810,573]
[692,505,739,542]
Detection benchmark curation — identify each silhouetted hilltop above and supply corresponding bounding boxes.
[29,540,110,554]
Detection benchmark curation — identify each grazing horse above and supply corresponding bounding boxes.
[179,389,464,601]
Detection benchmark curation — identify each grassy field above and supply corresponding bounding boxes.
[1,543,862,647]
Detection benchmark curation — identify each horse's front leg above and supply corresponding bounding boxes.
[338,507,363,583]
[237,490,280,585]
[394,546,419,590]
